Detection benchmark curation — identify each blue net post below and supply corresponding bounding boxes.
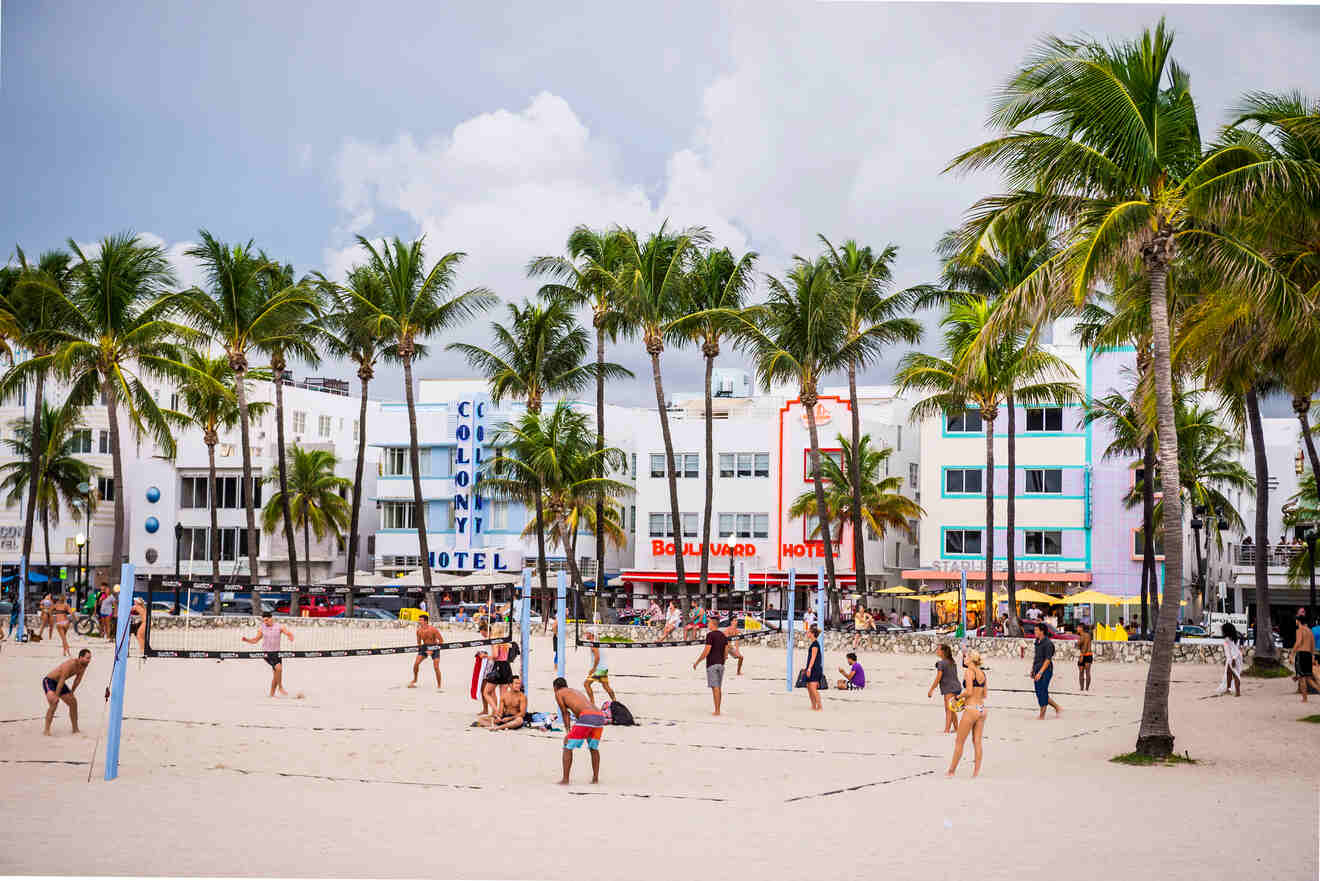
[104,563,135,781]
[519,568,531,686]
[785,568,796,692]
[555,570,567,680]
[815,564,826,637]
[15,556,26,641]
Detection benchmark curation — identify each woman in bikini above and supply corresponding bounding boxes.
[40,593,54,640]
[947,649,988,778]
[51,595,73,656]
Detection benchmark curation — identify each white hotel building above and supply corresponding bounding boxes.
[619,368,920,607]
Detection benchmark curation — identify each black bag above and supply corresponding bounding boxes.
[507,641,520,666]
[795,668,807,689]
[608,699,636,726]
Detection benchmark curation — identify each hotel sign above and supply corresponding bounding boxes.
[652,540,758,557]
[452,399,485,549]
[929,559,1065,574]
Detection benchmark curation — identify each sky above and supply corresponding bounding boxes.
[3,0,1318,407]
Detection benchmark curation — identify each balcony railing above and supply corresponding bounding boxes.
[1236,544,1304,567]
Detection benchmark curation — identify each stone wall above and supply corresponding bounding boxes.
[482,621,1241,665]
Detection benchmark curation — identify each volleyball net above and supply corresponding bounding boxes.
[139,577,517,659]
[571,588,785,649]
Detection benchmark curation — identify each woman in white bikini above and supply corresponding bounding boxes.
[51,595,73,656]
[947,650,988,778]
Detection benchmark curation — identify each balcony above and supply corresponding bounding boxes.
[374,474,455,501]
[1236,544,1303,567]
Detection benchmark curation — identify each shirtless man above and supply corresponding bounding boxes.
[410,613,444,688]
[52,595,73,656]
[1289,610,1320,702]
[722,615,745,675]
[553,677,604,784]
[1076,622,1094,692]
[241,613,295,697]
[479,675,527,730]
[43,649,91,735]
[582,631,617,704]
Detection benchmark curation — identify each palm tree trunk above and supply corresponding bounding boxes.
[534,490,550,617]
[304,519,313,591]
[699,350,715,595]
[20,369,44,592]
[566,520,584,591]
[43,507,52,589]
[981,408,996,631]
[233,362,261,610]
[803,390,837,619]
[649,348,687,610]
[105,378,127,571]
[1245,387,1276,665]
[1294,398,1320,490]
[1005,392,1017,636]
[595,324,607,604]
[208,441,221,615]
[1141,435,1156,637]
[273,361,300,593]
[401,352,433,606]
[847,360,866,597]
[345,366,372,616]
[1135,247,1185,757]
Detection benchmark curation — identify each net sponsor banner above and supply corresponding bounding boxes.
[574,628,780,649]
[145,636,511,659]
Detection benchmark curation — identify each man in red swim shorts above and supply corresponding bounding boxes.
[553,677,604,784]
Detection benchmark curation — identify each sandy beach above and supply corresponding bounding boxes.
[1,627,1316,880]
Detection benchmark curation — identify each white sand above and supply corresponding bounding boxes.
[1,626,1316,880]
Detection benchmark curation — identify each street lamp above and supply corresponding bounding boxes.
[76,481,92,600]
[74,529,86,608]
[173,521,184,615]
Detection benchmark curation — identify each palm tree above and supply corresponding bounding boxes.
[449,297,627,611]
[668,246,758,596]
[350,236,494,602]
[319,265,395,612]
[1284,473,1320,592]
[529,226,634,608]
[0,265,19,364]
[733,257,854,615]
[484,403,630,592]
[947,21,1315,755]
[175,352,268,614]
[0,402,98,584]
[261,446,352,587]
[5,249,74,592]
[788,432,923,547]
[258,254,325,595]
[897,295,1079,628]
[818,238,922,601]
[6,234,192,568]
[182,232,319,596]
[602,223,709,607]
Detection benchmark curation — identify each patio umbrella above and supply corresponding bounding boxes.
[876,585,914,595]
[1061,589,1120,604]
[1006,587,1062,604]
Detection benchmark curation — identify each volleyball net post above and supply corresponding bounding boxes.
[105,562,134,781]
[519,568,531,686]
[785,567,796,692]
[816,564,826,638]
[555,570,567,680]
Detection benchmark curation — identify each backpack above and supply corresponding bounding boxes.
[506,641,520,666]
[608,699,636,726]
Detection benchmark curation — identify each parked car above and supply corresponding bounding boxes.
[977,620,1077,640]
[275,595,345,618]
[218,598,277,617]
[1177,624,1209,638]
[333,607,396,620]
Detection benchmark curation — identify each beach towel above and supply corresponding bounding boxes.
[470,654,485,700]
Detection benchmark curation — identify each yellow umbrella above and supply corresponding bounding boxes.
[1062,589,1121,604]
[1006,587,1062,604]
[876,585,914,595]
[918,590,962,602]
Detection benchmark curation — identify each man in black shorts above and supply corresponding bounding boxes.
[241,613,296,697]
[410,613,444,689]
[43,649,91,735]
[1290,610,1320,701]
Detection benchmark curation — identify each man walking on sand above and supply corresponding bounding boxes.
[582,630,616,704]
[42,649,91,735]
[693,617,728,715]
[1031,622,1060,719]
[242,613,295,697]
[1289,610,1320,702]
[410,613,444,688]
[553,677,604,784]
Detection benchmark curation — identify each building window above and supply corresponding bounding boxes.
[719,512,770,539]
[629,505,636,534]
[352,420,360,441]
[719,452,769,478]
[98,430,109,454]
[381,502,420,530]
[170,392,179,412]
[945,410,983,433]
[1133,528,1164,557]
[944,529,982,555]
[804,449,843,481]
[318,414,331,437]
[1024,468,1063,494]
[1025,529,1063,556]
[683,453,700,478]
[97,477,115,502]
[681,512,698,537]
[649,454,666,478]
[630,454,637,480]
[944,468,983,494]
[180,476,207,508]
[292,411,306,434]
[649,512,697,538]
[70,430,92,454]
[909,462,919,488]
[488,500,508,530]
[179,527,206,561]
[1133,466,1161,493]
[1025,407,1064,432]
[384,448,409,476]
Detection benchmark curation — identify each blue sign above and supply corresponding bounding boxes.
[451,399,486,550]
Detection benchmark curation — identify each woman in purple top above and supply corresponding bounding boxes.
[835,652,866,689]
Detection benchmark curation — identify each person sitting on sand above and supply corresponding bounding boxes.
[836,652,865,690]
[479,675,527,730]
[553,677,604,784]
[43,649,91,735]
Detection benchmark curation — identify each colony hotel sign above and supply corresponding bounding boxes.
[429,399,511,572]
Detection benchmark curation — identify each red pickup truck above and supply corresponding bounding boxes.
[274,595,346,618]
